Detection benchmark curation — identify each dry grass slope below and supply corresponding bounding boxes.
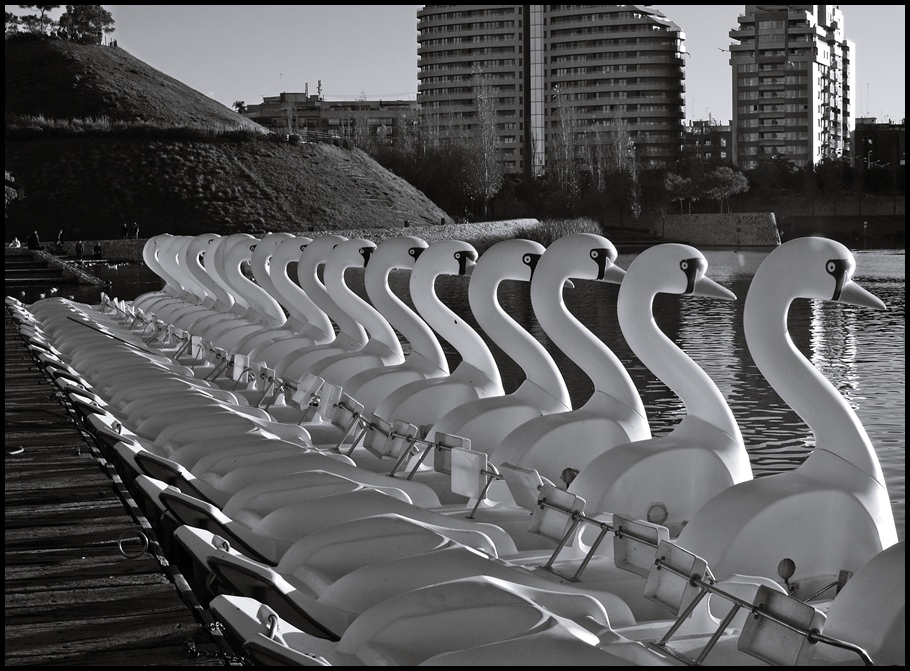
[5,38,451,240]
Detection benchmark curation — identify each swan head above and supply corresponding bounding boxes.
[748,237,886,311]
[533,233,624,286]
[271,235,313,269]
[371,235,429,273]
[413,240,478,284]
[297,234,348,282]
[251,232,294,270]
[326,237,376,271]
[471,238,546,285]
[624,243,736,300]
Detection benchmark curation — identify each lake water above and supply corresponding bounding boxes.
[13,246,904,542]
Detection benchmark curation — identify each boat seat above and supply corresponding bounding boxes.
[287,373,326,422]
[737,585,827,666]
[612,514,671,578]
[498,462,551,511]
[360,417,420,476]
[402,431,470,480]
[449,447,502,518]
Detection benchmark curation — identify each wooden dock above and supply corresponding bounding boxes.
[4,310,236,666]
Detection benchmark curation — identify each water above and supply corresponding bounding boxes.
[13,248,904,541]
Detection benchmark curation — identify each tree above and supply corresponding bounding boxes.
[463,72,503,218]
[18,5,59,35]
[232,101,246,114]
[6,11,22,36]
[703,166,749,213]
[665,172,694,214]
[548,86,580,202]
[57,5,114,45]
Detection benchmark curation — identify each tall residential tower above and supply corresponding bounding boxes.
[729,5,855,169]
[416,5,687,177]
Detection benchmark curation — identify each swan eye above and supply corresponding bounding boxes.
[300,244,308,251]
[826,261,836,273]
[523,254,531,263]
[680,260,689,271]
[590,250,598,260]
[250,245,256,252]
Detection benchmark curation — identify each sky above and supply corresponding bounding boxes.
[6,5,906,124]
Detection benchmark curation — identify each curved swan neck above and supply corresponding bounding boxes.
[411,273,501,385]
[327,264,400,355]
[224,254,286,326]
[366,268,447,373]
[534,279,644,418]
[321,261,368,345]
[745,288,885,485]
[470,276,570,407]
[619,290,742,441]
[271,252,329,334]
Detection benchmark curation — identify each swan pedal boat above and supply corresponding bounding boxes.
[6,236,902,666]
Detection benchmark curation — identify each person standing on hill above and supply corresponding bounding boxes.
[26,230,43,250]
[55,229,64,252]
[132,222,139,239]
[75,240,84,260]
[121,222,129,239]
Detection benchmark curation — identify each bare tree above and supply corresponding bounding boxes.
[464,72,503,218]
[548,85,579,199]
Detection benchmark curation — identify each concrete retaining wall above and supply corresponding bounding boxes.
[644,212,781,247]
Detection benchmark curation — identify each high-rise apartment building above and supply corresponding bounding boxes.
[729,5,855,169]
[416,5,687,177]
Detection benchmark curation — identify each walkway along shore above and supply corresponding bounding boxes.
[4,310,235,666]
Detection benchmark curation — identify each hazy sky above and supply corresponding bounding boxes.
[7,5,906,123]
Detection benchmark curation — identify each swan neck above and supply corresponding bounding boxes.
[331,267,402,356]
[534,279,644,418]
[619,291,742,441]
[745,291,885,485]
[321,265,368,346]
[470,278,570,407]
[367,270,448,373]
[412,274,501,385]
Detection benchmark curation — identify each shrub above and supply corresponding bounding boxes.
[514,217,603,246]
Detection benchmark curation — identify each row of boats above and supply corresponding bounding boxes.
[6,231,902,665]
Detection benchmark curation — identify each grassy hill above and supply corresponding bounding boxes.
[4,37,451,241]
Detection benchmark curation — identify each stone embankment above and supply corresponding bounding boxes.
[642,212,781,247]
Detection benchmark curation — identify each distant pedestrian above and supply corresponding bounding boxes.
[132,222,139,239]
[93,242,103,259]
[9,237,21,248]
[121,222,129,239]
[26,230,43,250]
[55,229,64,252]
[75,240,84,260]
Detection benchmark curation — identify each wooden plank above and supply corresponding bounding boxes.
[5,313,228,666]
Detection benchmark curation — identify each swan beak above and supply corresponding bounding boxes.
[600,264,626,285]
[692,275,736,301]
[838,281,887,310]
